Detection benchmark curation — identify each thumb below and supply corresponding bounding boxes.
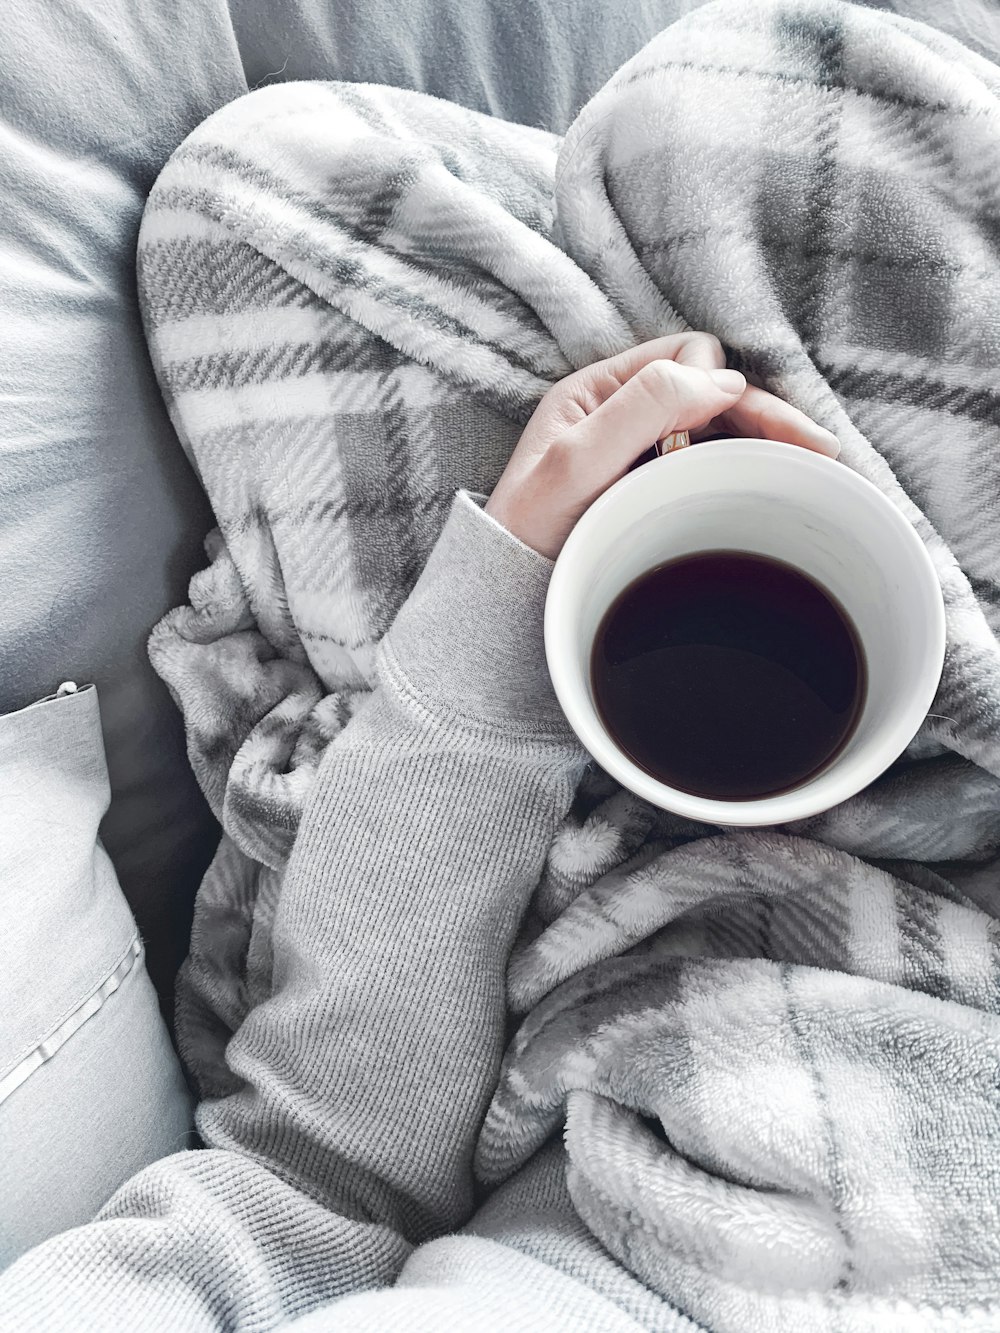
[567,360,746,474]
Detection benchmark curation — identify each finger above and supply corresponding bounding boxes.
[575,331,726,397]
[565,359,746,475]
[719,383,840,458]
[673,333,726,372]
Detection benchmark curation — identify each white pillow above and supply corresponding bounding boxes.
[0,684,193,1268]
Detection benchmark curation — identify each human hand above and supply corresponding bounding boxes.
[484,333,840,559]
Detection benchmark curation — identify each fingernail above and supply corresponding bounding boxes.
[705,368,746,394]
[805,424,841,458]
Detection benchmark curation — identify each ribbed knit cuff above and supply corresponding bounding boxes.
[379,491,577,741]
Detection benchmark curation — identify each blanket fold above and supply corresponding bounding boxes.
[137,0,1000,1323]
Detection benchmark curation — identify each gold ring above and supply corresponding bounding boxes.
[655,430,692,456]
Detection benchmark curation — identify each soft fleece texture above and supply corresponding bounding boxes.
[3,0,999,1007]
[2,2,999,1329]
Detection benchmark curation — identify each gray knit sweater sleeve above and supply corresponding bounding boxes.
[0,492,589,1330]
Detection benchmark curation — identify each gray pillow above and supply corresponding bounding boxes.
[0,685,193,1267]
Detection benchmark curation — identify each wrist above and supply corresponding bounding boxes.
[380,491,579,741]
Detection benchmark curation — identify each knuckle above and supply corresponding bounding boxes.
[569,367,609,413]
[542,433,577,472]
[535,384,564,419]
[636,359,678,399]
[693,331,725,365]
[548,369,579,397]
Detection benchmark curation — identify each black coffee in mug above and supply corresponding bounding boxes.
[591,551,866,801]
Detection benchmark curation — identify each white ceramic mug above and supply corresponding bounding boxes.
[544,438,946,826]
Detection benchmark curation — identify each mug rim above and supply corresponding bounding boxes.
[544,438,947,826]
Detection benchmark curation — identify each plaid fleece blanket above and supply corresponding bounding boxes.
[137,0,1000,1322]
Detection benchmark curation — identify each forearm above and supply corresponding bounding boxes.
[198,492,586,1237]
[204,665,582,1237]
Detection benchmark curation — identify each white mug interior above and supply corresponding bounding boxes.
[544,438,946,826]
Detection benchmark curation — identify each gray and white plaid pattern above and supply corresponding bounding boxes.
[138,1,1000,1323]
